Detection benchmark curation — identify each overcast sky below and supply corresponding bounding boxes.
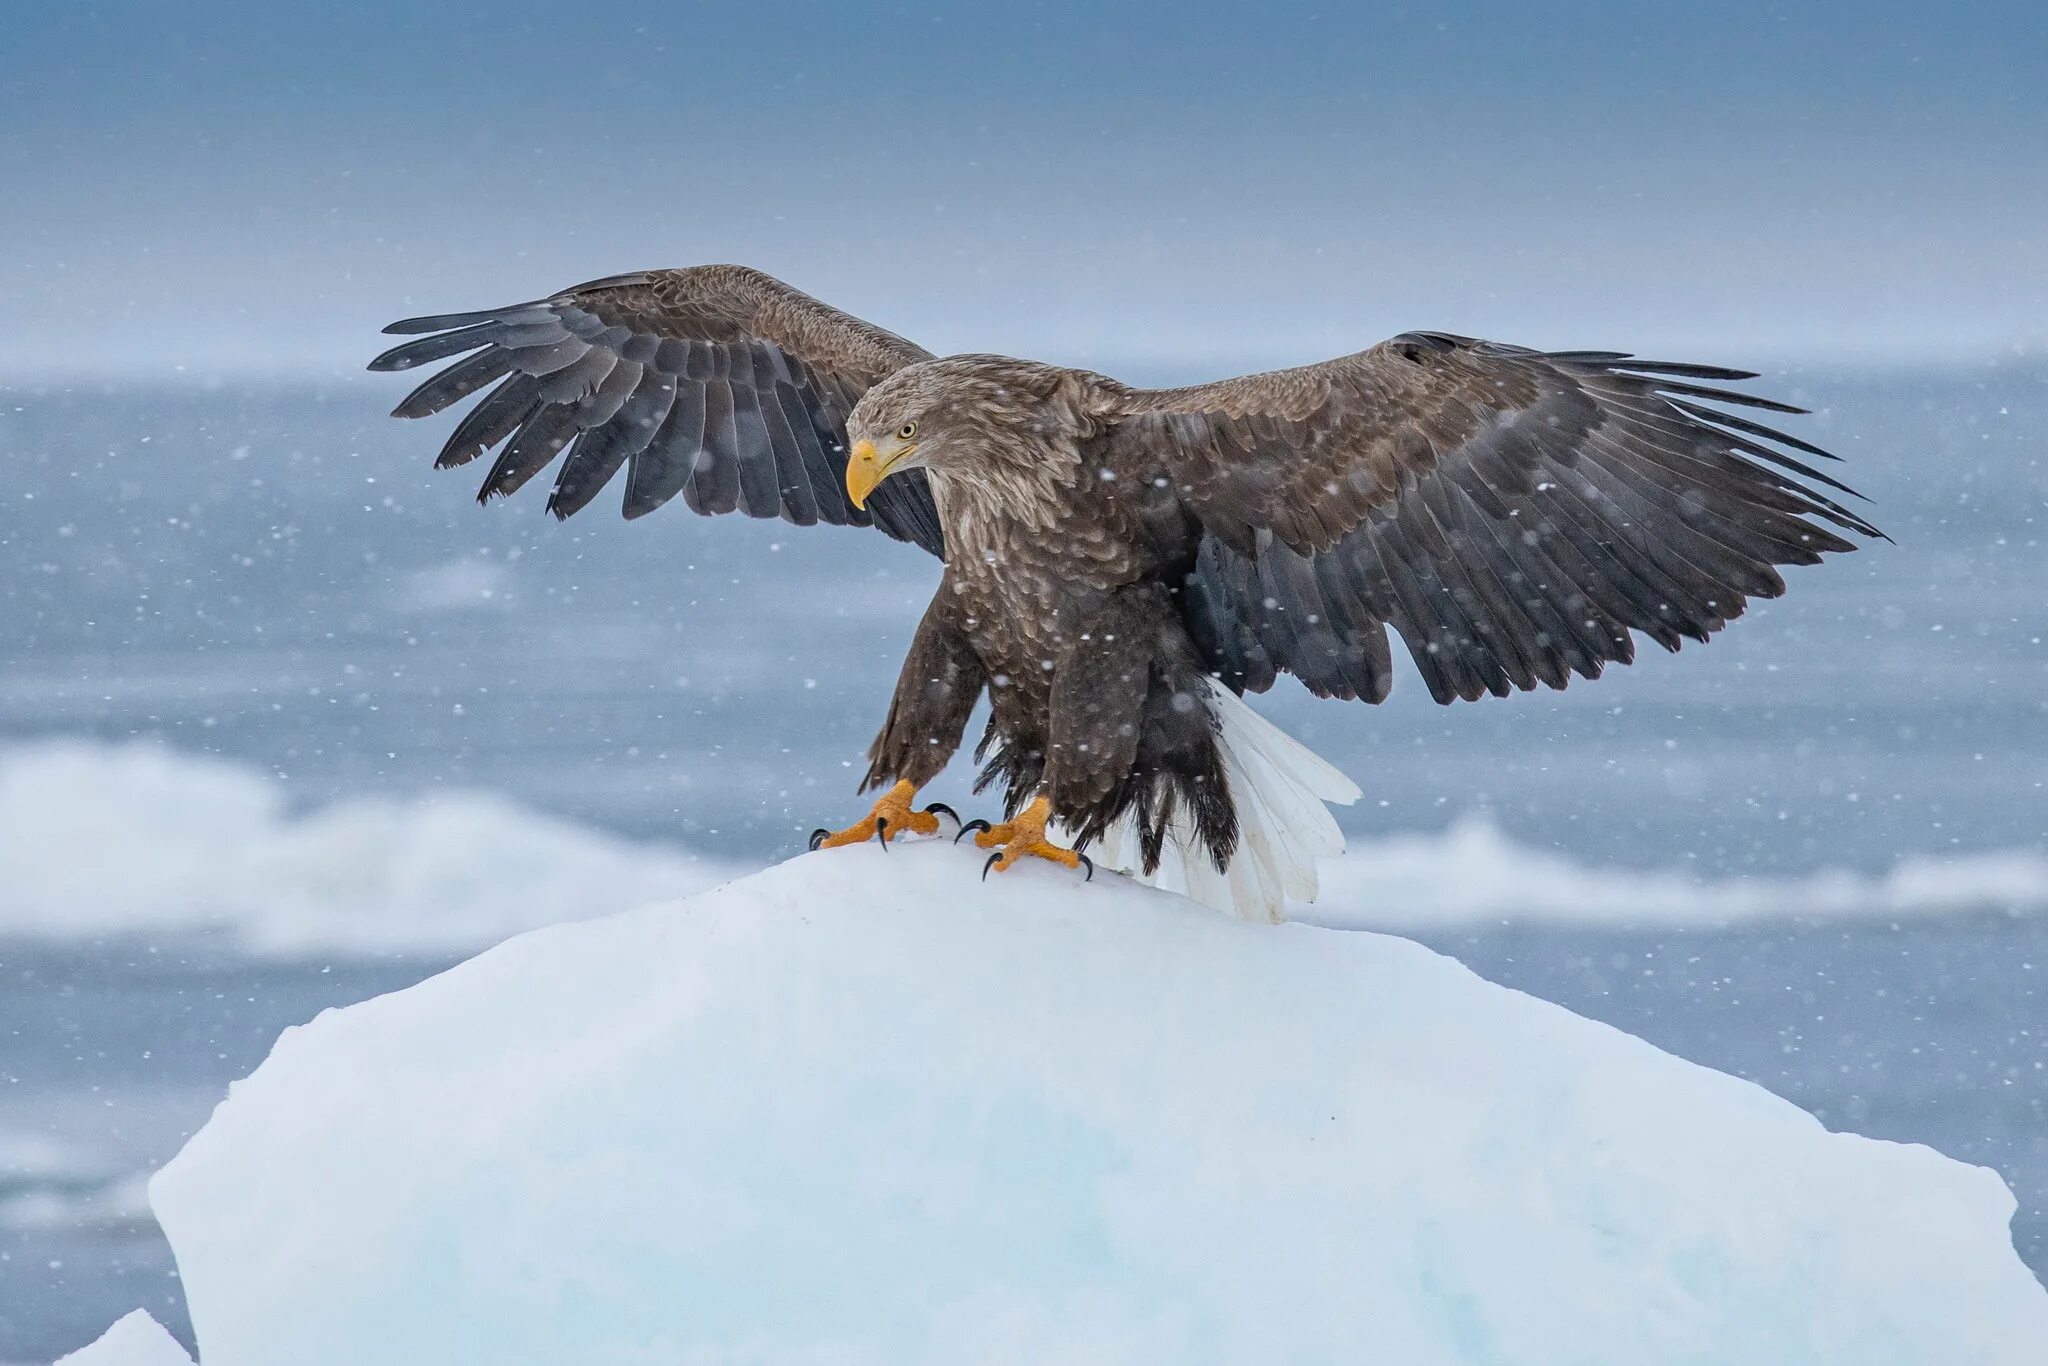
[3,1,2044,380]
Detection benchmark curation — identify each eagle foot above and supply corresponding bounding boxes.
[969,796,1094,881]
[808,780,953,852]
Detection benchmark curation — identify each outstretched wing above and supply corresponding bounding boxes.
[369,265,945,555]
[1108,333,1883,704]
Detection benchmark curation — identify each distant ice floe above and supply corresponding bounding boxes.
[0,737,2041,957]
[0,739,739,957]
[1306,814,2048,931]
[0,1128,153,1239]
[0,1168,154,1239]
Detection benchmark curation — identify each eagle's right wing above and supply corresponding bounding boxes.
[369,265,945,555]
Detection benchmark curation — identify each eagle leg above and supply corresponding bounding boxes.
[971,796,1093,880]
[808,779,952,851]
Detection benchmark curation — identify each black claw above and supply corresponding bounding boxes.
[1079,852,1094,882]
[807,828,830,852]
[923,801,960,827]
[982,851,1001,881]
[956,818,992,845]
[874,817,889,850]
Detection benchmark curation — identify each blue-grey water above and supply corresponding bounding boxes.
[1,366,2044,1359]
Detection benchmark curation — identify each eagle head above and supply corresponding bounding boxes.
[844,356,1102,511]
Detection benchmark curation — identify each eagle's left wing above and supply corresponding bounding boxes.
[1105,334,1883,704]
[370,265,945,555]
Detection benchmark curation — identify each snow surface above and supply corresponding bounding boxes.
[51,1311,192,1366]
[143,845,2048,1365]
[4,739,2045,956]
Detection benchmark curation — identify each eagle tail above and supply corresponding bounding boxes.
[1080,680,1361,923]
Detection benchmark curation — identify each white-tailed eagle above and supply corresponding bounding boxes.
[372,265,1879,921]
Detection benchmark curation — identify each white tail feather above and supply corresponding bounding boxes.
[1058,679,1361,923]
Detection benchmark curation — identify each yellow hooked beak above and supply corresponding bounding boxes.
[846,437,915,510]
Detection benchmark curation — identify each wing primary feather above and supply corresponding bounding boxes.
[1665,397,1848,465]
[776,381,852,523]
[1441,480,1586,688]
[1598,400,1875,525]
[437,374,541,469]
[1411,472,1539,693]
[1666,425,1876,526]
[381,303,546,335]
[495,335,590,378]
[1593,405,1864,539]
[1569,428,1783,603]
[1588,384,1865,516]
[1496,488,1652,660]
[625,381,708,519]
[868,472,948,554]
[1579,429,1827,572]
[479,405,576,502]
[608,374,682,520]
[756,383,819,525]
[1361,516,1486,702]
[547,424,635,521]
[569,359,643,428]
[1248,551,1317,691]
[1530,454,1722,642]
[1646,379,1807,415]
[1592,382,1850,483]
[550,371,676,520]
[1310,553,1396,702]
[367,323,498,372]
[1475,506,1622,680]
[722,352,782,518]
[1606,359,1760,381]
[731,393,783,518]
[391,348,517,419]
[1692,437,1884,535]
[689,382,741,515]
[535,348,619,405]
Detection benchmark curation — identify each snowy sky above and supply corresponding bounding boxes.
[4,0,2044,379]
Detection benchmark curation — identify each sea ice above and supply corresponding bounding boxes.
[131,843,2047,1364]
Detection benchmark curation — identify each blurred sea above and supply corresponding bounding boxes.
[1,364,2044,1358]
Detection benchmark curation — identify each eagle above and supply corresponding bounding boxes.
[371,265,1879,921]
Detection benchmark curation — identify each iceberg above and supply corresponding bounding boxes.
[59,844,2047,1363]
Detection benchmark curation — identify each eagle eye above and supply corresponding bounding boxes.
[897,421,918,441]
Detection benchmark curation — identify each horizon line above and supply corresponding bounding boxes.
[4,340,2045,394]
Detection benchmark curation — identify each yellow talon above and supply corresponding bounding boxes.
[974,796,1088,875]
[809,779,946,851]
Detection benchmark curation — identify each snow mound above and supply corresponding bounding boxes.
[53,1311,192,1366]
[4,738,2045,957]
[142,846,2046,1365]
